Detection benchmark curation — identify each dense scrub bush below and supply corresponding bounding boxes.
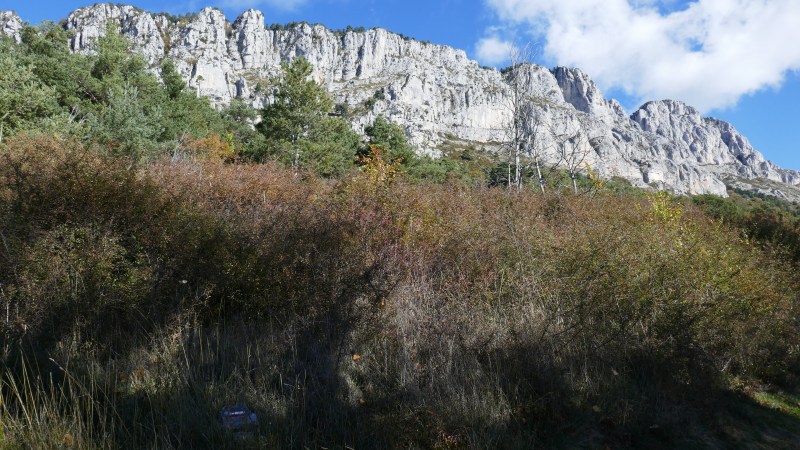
[0,135,180,356]
[1,128,798,449]
[694,191,800,264]
[349,188,799,446]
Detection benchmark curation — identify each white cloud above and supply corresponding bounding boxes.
[217,0,307,11]
[484,0,800,112]
[476,36,517,66]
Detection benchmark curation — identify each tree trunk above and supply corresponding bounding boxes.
[535,159,545,194]
[515,145,521,191]
[0,112,9,144]
[507,148,512,189]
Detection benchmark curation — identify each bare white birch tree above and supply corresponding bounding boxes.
[502,45,528,191]
[552,117,592,194]
[500,43,551,192]
[520,101,550,193]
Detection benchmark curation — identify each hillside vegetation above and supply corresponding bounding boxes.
[0,24,799,449]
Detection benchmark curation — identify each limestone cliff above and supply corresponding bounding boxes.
[1,11,22,43]
[3,4,798,197]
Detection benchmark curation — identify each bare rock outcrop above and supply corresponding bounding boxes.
[0,11,22,43]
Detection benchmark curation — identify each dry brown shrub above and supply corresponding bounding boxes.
[184,133,237,162]
[1,141,797,447]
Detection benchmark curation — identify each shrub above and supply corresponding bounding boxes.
[0,136,797,447]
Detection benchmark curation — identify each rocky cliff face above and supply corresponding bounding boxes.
[4,4,799,197]
[553,67,626,124]
[1,11,22,43]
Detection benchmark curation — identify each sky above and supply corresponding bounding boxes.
[4,0,800,169]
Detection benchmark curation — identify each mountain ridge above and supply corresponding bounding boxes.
[2,4,798,198]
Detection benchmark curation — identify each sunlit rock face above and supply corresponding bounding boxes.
[8,3,799,196]
[1,11,22,43]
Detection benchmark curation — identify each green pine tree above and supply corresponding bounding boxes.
[364,115,415,164]
[257,57,359,176]
[0,48,59,142]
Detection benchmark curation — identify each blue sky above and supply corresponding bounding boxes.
[5,0,800,170]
